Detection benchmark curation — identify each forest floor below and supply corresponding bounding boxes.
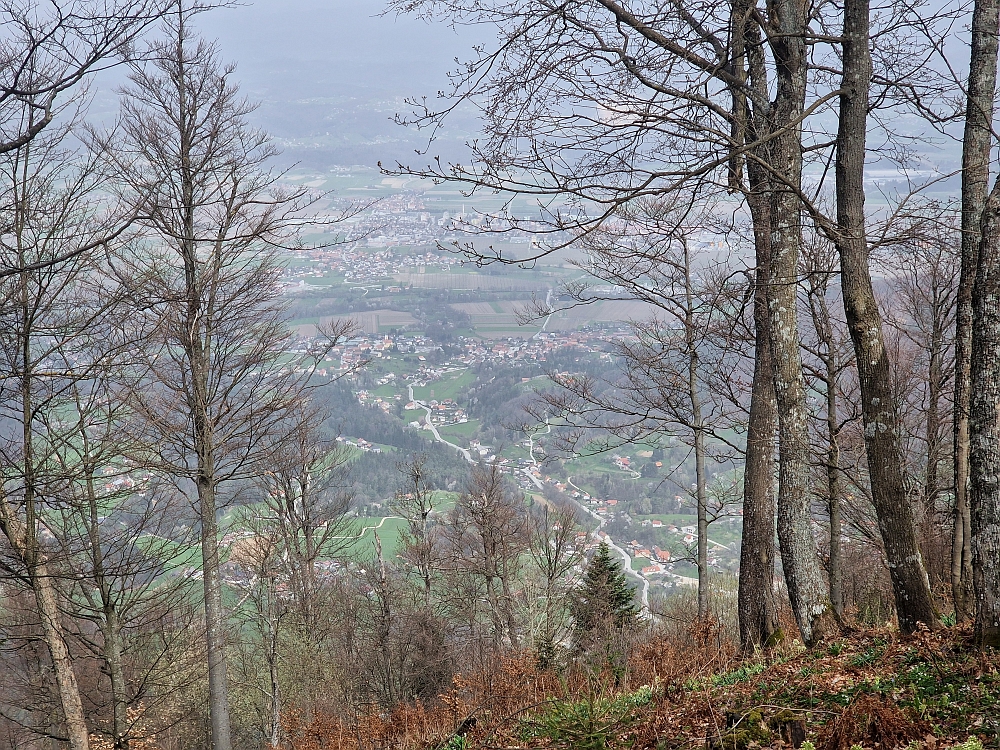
[612,624,1000,750]
[285,624,1000,750]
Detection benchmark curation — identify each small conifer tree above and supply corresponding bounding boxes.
[571,541,639,639]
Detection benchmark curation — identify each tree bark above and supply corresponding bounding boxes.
[924,310,944,566]
[834,0,937,633]
[0,507,91,750]
[956,0,1000,623]
[267,606,281,749]
[685,240,710,620]
[187,296,232,749]
[767,0,835,646]
[35,563,92,750]
[735,0,780,652]
[199,473,233,750]
[738,264,780,649]
[826,378,844,620]
[806,258,845,619]
[970,182,1000,647]
[83,464,131,750]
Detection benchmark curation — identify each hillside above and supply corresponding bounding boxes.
[285,624,999,750]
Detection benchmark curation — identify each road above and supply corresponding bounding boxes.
[532,288,555,340]
[565,476,650,610]
[526,418,551,466]
[330,514,401,540]
[407,382,475,463]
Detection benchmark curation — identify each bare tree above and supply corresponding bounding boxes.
[824,0,938,632]
[229,513,287,750]
[392,457,441,606]
[106,10,352,748]
[0,0,169,157]
[0,117,131,750]
[255,408,353,629]
[883,211,959,579]
[443,463,528,651]
[50,367,199,750]
[386,0,838,645]
[800,236,855,619]
[531,217,742,619]
[527,501,584,667]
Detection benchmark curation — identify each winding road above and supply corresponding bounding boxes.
[407,382,475,462]
[531,288,555,340]
[566,476,650,611]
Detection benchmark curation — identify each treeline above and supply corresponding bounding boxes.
[286,288,475,332]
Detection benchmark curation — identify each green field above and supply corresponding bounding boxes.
[337,516,409,560]
[411,369,476,402]
[438,419,480,444]
[373,384,399,399]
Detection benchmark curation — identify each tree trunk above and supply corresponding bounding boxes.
[735,2,780,652]
[686,241,710,620]
[924,316,943,573]
[826,353,844,619]
[956,0,1000,623]
[738,278,780,649]
[35,562,92,750]
[835,0,937,633]
[188,303,233,750]
[806,261,845,620]
[85,468,131,750]
[693,400,709,620]
[970,182,1000,647]
[267,607,281,749]
[767,0,835,646]
[199,473,233,750]
[102,610,130,750]
[0,501,91,750]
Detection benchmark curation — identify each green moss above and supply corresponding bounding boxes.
[712,710,773,750]
[765,627,786,649]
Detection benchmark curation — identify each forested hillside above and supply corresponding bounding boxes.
[3,1,1000,750]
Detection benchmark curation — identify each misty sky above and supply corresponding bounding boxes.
[193,0,484,168]
[198,0,474,98]
[86,1,963,177]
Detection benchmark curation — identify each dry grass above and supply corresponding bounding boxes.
[283,623,1000,750]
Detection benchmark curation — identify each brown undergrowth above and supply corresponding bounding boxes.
[284,623,1000,750]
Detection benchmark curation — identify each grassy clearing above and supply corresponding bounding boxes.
[337,516,409,560]
[438,419,480,442]
[411,369,476,402]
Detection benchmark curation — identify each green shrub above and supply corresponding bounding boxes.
[521,684,654,750]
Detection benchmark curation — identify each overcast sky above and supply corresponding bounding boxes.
[197,0,477,100]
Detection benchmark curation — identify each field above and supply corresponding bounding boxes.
[449,300,530,333]
[337,516,409,559]
[438,419,481,446]
[411,369,477,402]
[547,299,663,330]
[393,271,548,292]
